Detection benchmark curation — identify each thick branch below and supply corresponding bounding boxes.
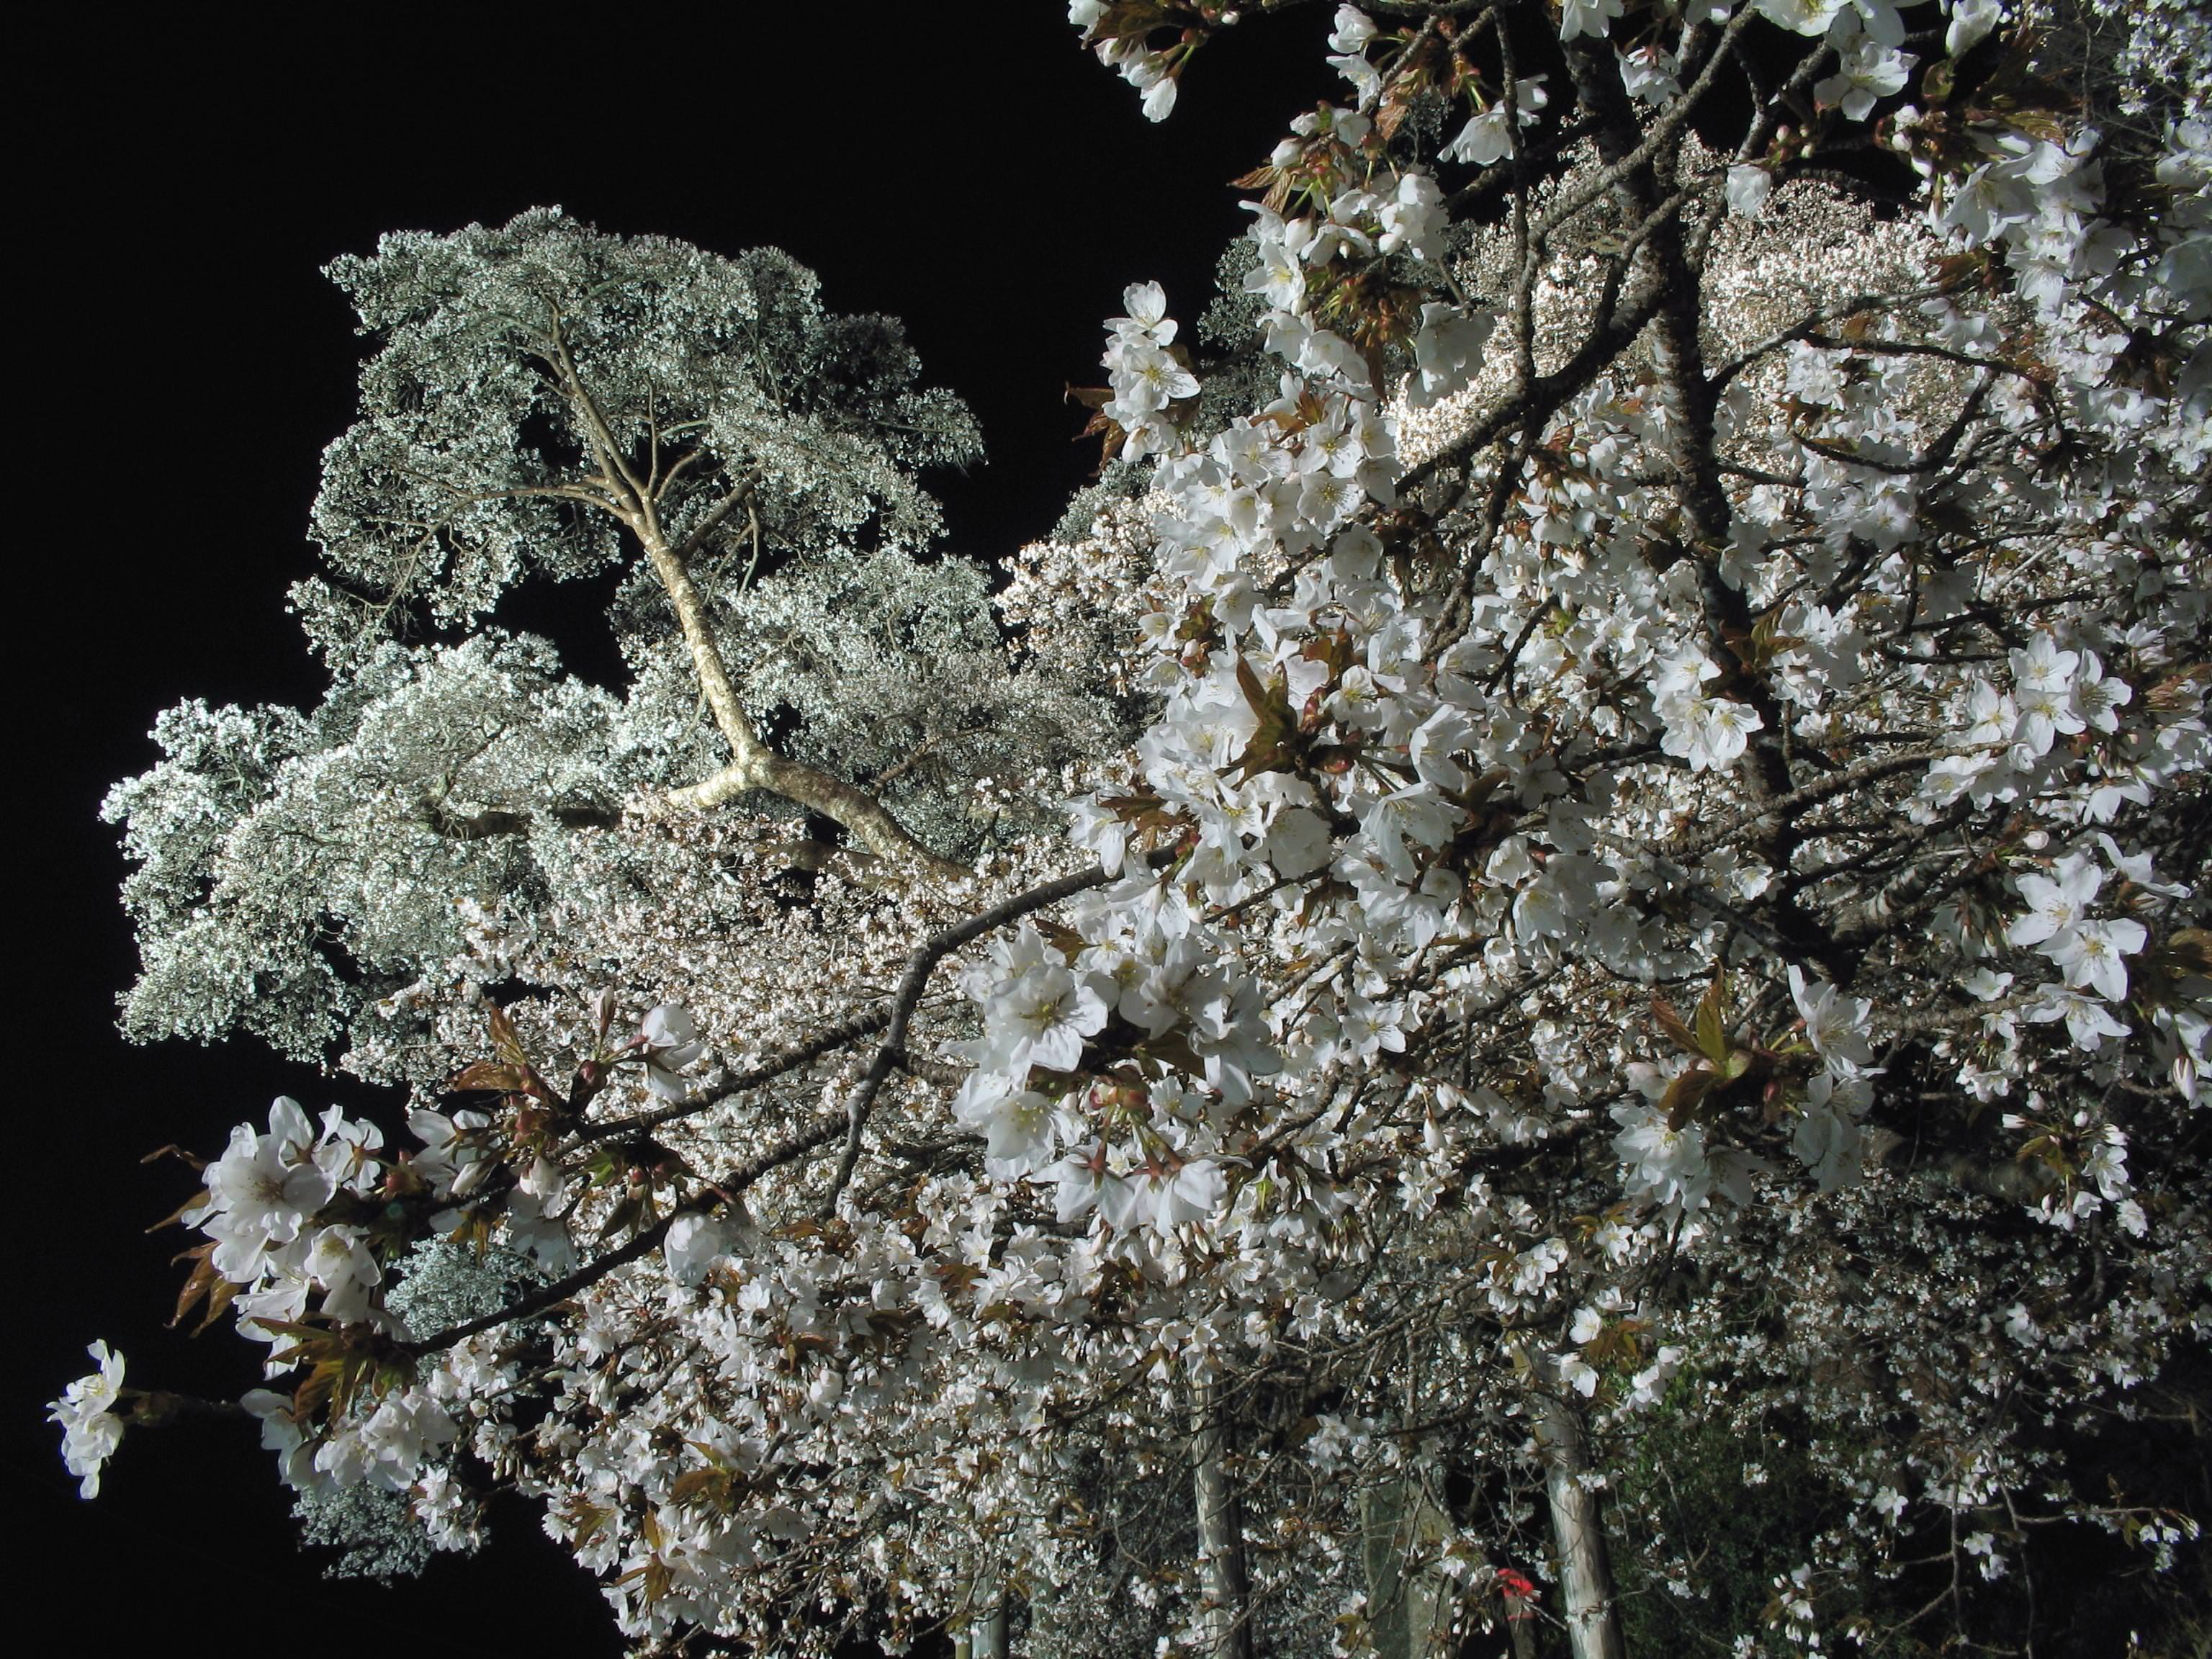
[1534,1380,1626,1659]
[638,523,968,881]
[1668,747,1947,860]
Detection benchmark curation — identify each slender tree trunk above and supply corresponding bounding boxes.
[1361,1475,1453,1657]
[972,1594,1007,1659]
[1534,1388,1625,1659]
[1503,1599,1538,1659]
[1192,1381,1254,1659]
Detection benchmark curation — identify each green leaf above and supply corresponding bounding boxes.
[1232,655,1299,781]
[1693,975,1731,1065]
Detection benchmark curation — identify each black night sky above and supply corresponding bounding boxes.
[15,9,1335,1651]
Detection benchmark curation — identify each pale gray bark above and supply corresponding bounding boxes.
[637,517,968,883]
[972,1595,1008,1659]
[1534,1386,1626,1659]
[1192,1382,1254,1659]
[545,315,968,884]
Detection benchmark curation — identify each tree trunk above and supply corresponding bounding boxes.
[1534,1388,1625,1659]
[1192,1382,1254,1659]
[973,1594,1007,1659]
[1361,1475,1453,1657]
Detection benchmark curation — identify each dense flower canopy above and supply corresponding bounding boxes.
[60,3,2210,1655]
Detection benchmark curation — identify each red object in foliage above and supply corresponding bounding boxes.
[1496,1568,1537,1619]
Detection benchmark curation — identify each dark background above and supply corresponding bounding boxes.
[14,7,1332,1650]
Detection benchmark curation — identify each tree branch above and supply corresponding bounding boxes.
[401,1107,855,1359]
[563,1005,896,1151]
[819,864,1115,1213]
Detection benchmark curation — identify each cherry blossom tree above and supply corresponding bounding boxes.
[58,3,2209,1656]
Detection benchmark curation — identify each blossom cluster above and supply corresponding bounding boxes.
[60,3,2212,1652]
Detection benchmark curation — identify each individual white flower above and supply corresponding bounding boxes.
[2006,858,2102,948]
[1613,1096,1715,1212]
[1123,53,1179,122]
[241,1388,320,1491]
[1619,44,1682,104]
[1243,235,1307,313]
[1793,1072,1871,1190]
[1816,35,1915,122]
[1106,337,1200,419]
[2024,985,2129,1050]
[2081,1123,2131,1201]
[200,1097,337,1277]
[1726,164,1774,219]
[1943,158,2034,243]
[1755,0,1847,35]
[2095,832,2185,897]
[50,1341,127,1498]
[1331,48,1383,107]
[1788,966,1876,1074]
[1324,663,1391,729]
[1264,805,1334,878]
[1557,1351,1601,1396]
[1663,695,1763,772]
[1376,170,1446,259]
[1651,643,1719,704]
[1292,323,1372,387]
[305,1226,383,1321]
[315,1388,457,1492]
[2044,916,2146,1002]
[2071,650,2132,734]
[954,1071,1071,1176]
[1138,1156,1226,1231]
[1360,783,1460,881]
[502,1190,575,1274]
[2010,632,2079,696]
[1945,0,2004,57]
[1408,302,1493,407]
[1629,1345,1686,1408]
[986,963,1109,1075]
[1442,103,1514,166]
[1560,0,1624,43]
[663,1210,739,1288]
[1843,0,1909,46]
[987,1090,1069,1172]
[1112,280,1173,341]
[638,1003,705,1100]
[405,1104,492,1201]
[1046,1143,1106,1225]
[1068,796,1133,877]
[1327,4,1376,53]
